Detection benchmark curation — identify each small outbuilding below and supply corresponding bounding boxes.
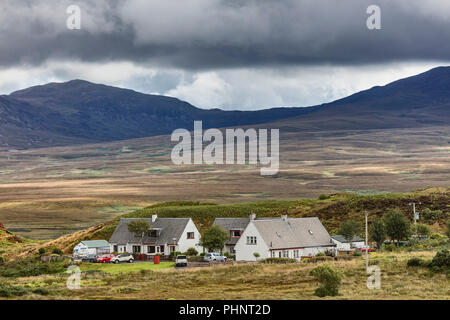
[331,235,365,253]
[73,240,110,256]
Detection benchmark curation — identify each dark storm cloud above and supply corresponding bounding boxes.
[0,0,449,69]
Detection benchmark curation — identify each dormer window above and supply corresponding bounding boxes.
[148,228,161,237]
[231,230,241,237]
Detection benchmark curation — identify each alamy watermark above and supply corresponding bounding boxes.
[171,121,279,175]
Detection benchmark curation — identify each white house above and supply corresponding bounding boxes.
[212,213,255,254]
[331,235,365,253]
[234,215,336,261]
[73,240,110,256]
[109,213,203,257]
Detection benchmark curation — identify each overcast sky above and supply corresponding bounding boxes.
[0,0,449,110]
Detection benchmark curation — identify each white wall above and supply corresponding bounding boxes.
[235,222,269,261]
[178,218,203,253]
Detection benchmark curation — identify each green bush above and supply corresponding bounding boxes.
[310,265,342,297]
[429,249,450,269]
[407,257,424,267]
[32,287,50,296]
[184,248,199,256]
[0,283,29,298]
[0,259,66,278]
[199,252,206,257]
[318,194,330,200]
[52,248,63,255]
[384,243,396,252]
[421,208,444,221]
[262,258,297,264]
[316,252,325,257]
[352,250,362,256]
[38,248,46,255]
[0,256,6,264]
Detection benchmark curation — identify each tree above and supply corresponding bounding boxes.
[127,219,150,244]
[338,220,361,247]
[199,226,228,253]
[310,265,342,297]
[383,210,411,245]
[369,219,387,249]
[416,224,431,237]
[253,252,260,260]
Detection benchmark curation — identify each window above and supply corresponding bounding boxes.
[293,250,299,258]
[231,230,241,237]
[149,229,160,237]
[147,246,156,254]
[132,245,141,253]
[187,232,195,239]
[278,251,282,258]
[246,236,257,245]
[283,250,289,258]
[271,251,275,258]
[230,247,236,254]
[113,245,118,252]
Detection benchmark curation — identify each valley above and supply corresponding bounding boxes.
[0,125,448,239]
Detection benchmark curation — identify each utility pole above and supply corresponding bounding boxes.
[409,202,421,239]
[365,210,368,272]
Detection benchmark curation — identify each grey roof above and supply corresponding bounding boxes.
[252,217,335,249]
[213,218,250,231]
[80,240,110,248]
[331,235,364,243]
[213,218,251,246]
[109,218,190,245]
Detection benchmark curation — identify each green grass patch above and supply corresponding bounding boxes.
[81,262,174,274]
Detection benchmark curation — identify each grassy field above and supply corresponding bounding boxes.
[80,262,174,274]
[0,125,449,239]
[1,250,448,300]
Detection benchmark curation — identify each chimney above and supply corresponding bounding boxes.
[250,211,256,220]
[152,212,158,223]
[281,214,288,222]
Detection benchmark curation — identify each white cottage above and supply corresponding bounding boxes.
[73,240,110,256]
[109,214,202,257]
[234,215,336,261]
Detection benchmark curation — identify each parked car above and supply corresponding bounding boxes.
[81,254,99,263]
[110,254,134,264]
[357,246,375,252]
[96,254,115,263]
[204,253,227,262]
[175,255,188,267]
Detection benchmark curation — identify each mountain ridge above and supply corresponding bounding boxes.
[1,67,449,149]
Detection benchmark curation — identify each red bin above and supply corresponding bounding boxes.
[154,255,160,264]
[140,254,146,261]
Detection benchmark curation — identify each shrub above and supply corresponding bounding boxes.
[52,248,63,255]
[421,208,444,221]
[310,265,342,297]
[199,252,206,257]
[262,258,296,264]
[253,252,260,259]
[184,248,199,256]
[384,243,396,252]
[318,194,330,200]
[429,249,450,269]
[0,259,66,278]
[407,257,424,267]
[352,250,362,256]
[415,224,431,237]
[316,252,325,257]
[0,283,28,298]
[0,256,6,264]
[224,251,232,257]
[38,248,46,255]
[32,288,50,296]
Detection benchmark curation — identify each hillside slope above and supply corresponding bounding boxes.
[7,187,448,260]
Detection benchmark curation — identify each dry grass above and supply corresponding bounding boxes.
[4,250,449,300]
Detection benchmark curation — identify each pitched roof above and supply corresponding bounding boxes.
[252,217,334,249]
[331,235,364,243]
[81,240,110,248]
[212,218,251,231]
[109,218,190,245]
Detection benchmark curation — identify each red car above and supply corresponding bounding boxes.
[357,246,375,252]
[96,254,115,263]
